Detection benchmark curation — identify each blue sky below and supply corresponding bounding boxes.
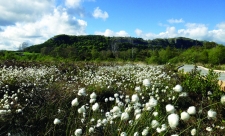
[0,0,225,50]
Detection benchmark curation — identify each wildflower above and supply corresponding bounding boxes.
[75,128,82,136]
[134,108,141,115]
[78,88,86,96]
[90,98,96,103]
[114,93,119,98]
[120,132,127,136]
[121,112,129,121]
[129,120,133,125]
[112,106,121,113]
[89,127,94,133]
[131,94,139,103]
[105,98,109,102]
[102,118,108,125]
[161,124,167,131]
[179,92,188,97]
[166,104,175,113]
[206,127,212,132]
[16,109,22,113]
[53,118,61,125]
[109,97,114,101]
[148,97,158,107]
[207,109,217,120]
[153,111,158,117]
[92,103,99,111]
[78,105,86,114]
[135,113,141,120]
[142,127,149,136]
[133,132,139,136]
[156,124,167,133]
[191,128,196,135]
[168,113,179,129]
[143,79,151,87]
[173,84,182,92]
[151,120,159,128]
[221,95,225,105]
[171,134,178,136]
[135,86,141,92]
[71,98,79,107]
[90,92,97,99]
[187,106,196,115]
[180,111,190,121]
[125,106,132,113]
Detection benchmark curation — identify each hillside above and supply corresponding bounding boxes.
[23,34,222,62]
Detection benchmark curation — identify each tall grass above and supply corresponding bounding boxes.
[0,61,224,135]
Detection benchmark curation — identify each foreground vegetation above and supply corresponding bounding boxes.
[0,61,225,135]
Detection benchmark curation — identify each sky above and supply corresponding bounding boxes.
[0,0,225,50]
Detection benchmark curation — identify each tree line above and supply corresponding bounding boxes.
[1,34,224,65]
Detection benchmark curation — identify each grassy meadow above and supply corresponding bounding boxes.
[0,61,225,136]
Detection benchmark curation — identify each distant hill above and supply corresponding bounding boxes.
[24,34,219,61]
[24,34,205,52]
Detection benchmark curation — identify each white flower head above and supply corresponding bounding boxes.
[53,118,61,125]
[153,111,158,117]
[207,109,217,119]
[187,106,196,115]
[90,92,97,99]
[221,95,225,105]
[191,128,197,135]
[168,113,179,129]
[143,79,151,87]
[90,98,96,103]
[120,132,127,136]
[173,84,182,92]
[166,104,175,113]
[78,105,86,114]
[92,103,99,111]
[206,126,212,132]
[148,97,158,107]
[135,113,141,120]
[75,128,82,136]
[131,94,139,103]
[135,86,141,92]
[112,106,121,113]
[151,120,159,128]
[78,88,86,96]
[142,127,149,136]
[133,132,139,136]
[71,98,79,107]
[180,111,190,121]
[121,112,129,121]
[89,127,94,133]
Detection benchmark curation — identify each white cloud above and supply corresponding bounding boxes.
[135,22,225,44]
[92,7,109,20]
[65,0,81,8]
[0,0,54,25]
[135,29,143,36]
[95,29,129,37]
[0,8,87,50]
[208,22,225,43]
[167,18,184,24]
[178,23,208,39]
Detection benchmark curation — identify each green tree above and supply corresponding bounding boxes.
[208,46,225,65]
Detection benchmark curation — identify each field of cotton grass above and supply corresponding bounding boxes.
[0,61,225,136]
